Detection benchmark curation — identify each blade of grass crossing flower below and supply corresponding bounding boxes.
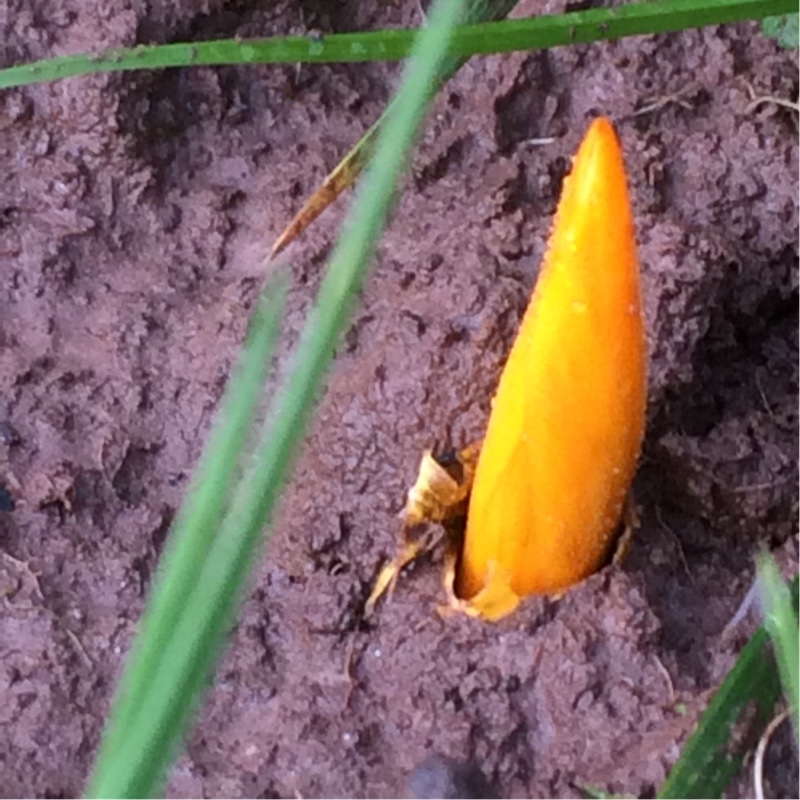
[86,276,289,797]
[268,0,518,260]
[757,554,799,742]
[87,1,466,795]
[658,576,799,799]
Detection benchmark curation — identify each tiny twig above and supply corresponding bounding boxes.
[745,95,800,115]
[744,80,800,118]
[753,708,791,800]
[654,654,676,704]
[633,85,694,118]
[654,506,693,583]
[66,628,95,668]
[731,480,788,494]
[754,371,776,422]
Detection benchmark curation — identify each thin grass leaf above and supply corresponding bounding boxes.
[658,576,799,799]
[757,554,799,742]
[268,119,381,261]
[1,0,794,90]
[268,0,517,260]
[85,1,466,795]
[85,276,289,797]
[266,0,794,257]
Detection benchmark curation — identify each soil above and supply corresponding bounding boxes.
[1,1,798,798]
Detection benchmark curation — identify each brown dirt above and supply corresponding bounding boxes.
[1,1,798,798]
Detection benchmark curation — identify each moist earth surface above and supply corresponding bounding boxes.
[1,1,798,797]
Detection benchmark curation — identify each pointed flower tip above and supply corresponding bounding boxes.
[455,114,646,619]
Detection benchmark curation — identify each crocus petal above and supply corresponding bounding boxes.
[457,117,647,609]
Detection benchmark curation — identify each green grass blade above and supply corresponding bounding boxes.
[658,576,799,799]
[757,554,799,741]
[85,0,466,795]
[1,0,794,90]
[85,276,289,797]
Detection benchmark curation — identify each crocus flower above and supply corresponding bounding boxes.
[455,117,647,620]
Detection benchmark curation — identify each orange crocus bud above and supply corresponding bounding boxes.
[456,117,647,618]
